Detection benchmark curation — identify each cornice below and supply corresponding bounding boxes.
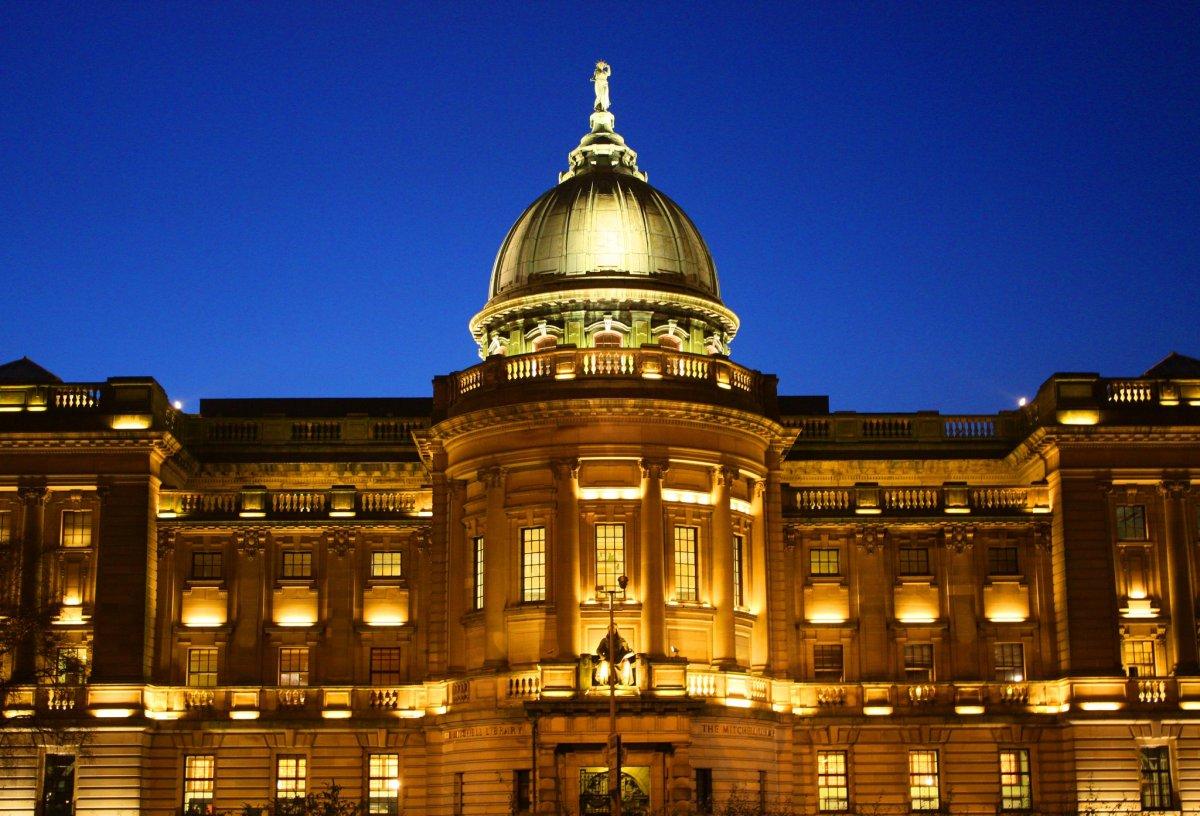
[0,432,181,456]
[1005,425,1200,469]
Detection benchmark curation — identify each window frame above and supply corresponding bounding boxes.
[994,642,1026,683]
[813,644,845,682]
[999,748,1032,812]
[1116,504,1148,541]
[732,533,746,609]
[279,549,312,581]
[809,547,841,577]
[371,550,404,580]
[1123,639,1156,678]
[59,510,92,548]
[186,647,219,688]
[190,551,224,581]
[987,545,1021,576]
[370,647,402,686]
[594,523,626,598]
[183,754,216,814]
[672,525,699,603]
[898,546,931,577]
[903,643,934,683]
[274,755,307,800]
[520,526,547,603]
[277,647,309,687]
[367,754,401,816]
[817,750,850,813]
[471,535,485,611]
[907,749,940,812]
[1139,745,1174,811]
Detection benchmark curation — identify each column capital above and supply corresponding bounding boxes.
[17,481,48,505]
[156,526,177,560]
[1158,480,1192,500]
[640,458,670,480]
[550,458,580,481]
[234,527,270,558]
[323,526,358,557]
[712,465,738,489]
[447,478,467,499]
[479,465,507,489]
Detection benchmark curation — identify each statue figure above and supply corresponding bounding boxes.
[592,60,612,112]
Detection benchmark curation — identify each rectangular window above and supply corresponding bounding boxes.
[595,524,626,596]
[184,755,216,813]
[994,643,1026,683]
[55,646,86,685]
[809,548,841,576]
[899,547,930,576]
[1117,505,1148,541]
[817,750,850,812]
[41,754,76,816]
[695,768,714,815]
[908,750,940,812]
[60,510,92,548]
[187,648,218,687]
[513,769,532,814]
[1123,639,1156,678]
[987,546,1020,576]
[371,551,404,579]
[191,551,223,580]
[278,647,309,686]
[370,647,402,686]
[452,772,464,816]
[472,536,485,611]
[673,526,699,603]
[1139,746,1173,811]
[814,644,844,681]
[999,748,1032,811]
[732,533,746,608]
[521,527,546,602]
[367,754,400,816]
[0,510,11,546]
[904,643,934,682]
[275,755,307,799]
[280,550,312,580]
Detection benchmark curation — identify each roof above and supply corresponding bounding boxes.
[1143,352,1200,379]
[0,356,62,384]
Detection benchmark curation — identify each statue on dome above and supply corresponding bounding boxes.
[592,61,612,112]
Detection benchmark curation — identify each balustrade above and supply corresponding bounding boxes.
[506,673,541,699]
[795,489,851,511]
[1107,380,1154,404]
[883,488,939,511]
[52,385,101,409]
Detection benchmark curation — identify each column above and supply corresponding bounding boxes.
[711,466,737,668]
[446,479,468,673]
[639,459,668,658]
[13,481,48,682]
[764,447,791,676]
[552,459,581,659]
[1161,480,1197,674]
[749,478,769,671]
[481,466,509,667]
[153,527,178,681]
[227,528,266,685]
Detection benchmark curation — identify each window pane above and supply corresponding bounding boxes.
[56,646,87,684]
[276,755,307,798]
[60,511,92,548]
[899,547,930,576]
[472,536,485,610]
[0,511,12,546]
[1116,505,1147,540]
[673,526,698,603]
[187,648,218,687]
[904,644,934,682]
[521,527,546,602]
[1123,640,1156,678]
[817,750,849,812]
[595,524,626,596]
[994,643,1025,682]
[184,755,216,812]
[368,754,400,816]
[370,647,402,685]
[191,552,223,580]
[1140,746,1173,811]
[732,534,745,608]
[280,550,312,579]
[908,750,940,811]
[278,647,309,686]
[814,645,844,681]
[1000,749,1032,811]
[987,546,1020,575]
[371,551,403,578]
[809,548,840,576]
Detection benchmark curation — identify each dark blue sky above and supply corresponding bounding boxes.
[2,3,1196,413]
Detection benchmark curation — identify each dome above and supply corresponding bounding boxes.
[488,171,720,302]
[469,63,738,359]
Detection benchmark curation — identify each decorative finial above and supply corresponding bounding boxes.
[592,61,611,112]
[559,61,646,183]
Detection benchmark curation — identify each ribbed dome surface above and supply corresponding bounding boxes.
[488,172,720,303]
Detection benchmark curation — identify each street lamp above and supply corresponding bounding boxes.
[598,574,629,816]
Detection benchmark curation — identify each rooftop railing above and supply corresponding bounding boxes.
[789,481,1052,517]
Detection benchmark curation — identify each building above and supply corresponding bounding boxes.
[1,65,1199,816]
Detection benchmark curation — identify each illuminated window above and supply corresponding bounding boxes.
[817,750,849,812]
[275,755,306,799]
[1117,505,1148,541]
[673,526,699,603]
[733,534,746,608]
[472,536,484,611]
[898,547,930,576]
[183,755,215,813]
[371,551,403,579]
[278,647,309,686]
[370,647,402,685]
[657,334,682,351]
[187,648,218,687]
[531,334,558,352]
[513,769,532,814]
[987,546,1020,576]
[280,550,312,580]
[814,644,844,681]
[809,548,840,576]
[999,748,1032,811]
[1123,639,1156,678]
[368,754,400,816]
[994,643,1025,683]
[191,552,223,580]
[1139,746,1174,811]
[904,643,934,682]
[521,527,546,602]
[55,646,87,685]
[0,511,11,545]
[595,524,626,596]
[593,330,622,348]
[60,510,92,548]
[908,750,940,811]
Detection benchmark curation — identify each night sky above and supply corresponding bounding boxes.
[2,3,1196,414]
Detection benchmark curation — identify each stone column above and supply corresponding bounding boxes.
[749,478,769,671]
[446,479,468,673]
[13,481,48,682]
[1161,480,1197,674]
[765,447,791,676]
[481,466,509,667]
[640,459,669,658]
[552,459,581,659]
[711,466,738,668]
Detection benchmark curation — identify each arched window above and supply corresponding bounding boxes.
[657,334,682,352]
[531,335,558,352]
[593,330,623,349]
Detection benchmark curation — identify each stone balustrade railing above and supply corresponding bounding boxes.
[790,481,1052,516]
[158,487,425,520]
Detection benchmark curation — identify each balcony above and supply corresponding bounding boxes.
[790,481,1051,518]
[158,485,430,521]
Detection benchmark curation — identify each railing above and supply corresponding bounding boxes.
[276,688,308,708]
[795,489,851,511]
[792,483,1038,516]
[883,488,939,511]
[369,688,400,709]
[971,487,1028,510]
[207,421,259,442]
[1107,380,1154,404]
[291,422,341,442]
[1134,679,1168,704]
[160,487,423,519]
[53,385,102,409]
[360,491,416,513]
[272,492,328,513]
[905,683,938,705]
[507,673,541,699]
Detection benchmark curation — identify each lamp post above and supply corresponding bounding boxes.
[598,574,628,816]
